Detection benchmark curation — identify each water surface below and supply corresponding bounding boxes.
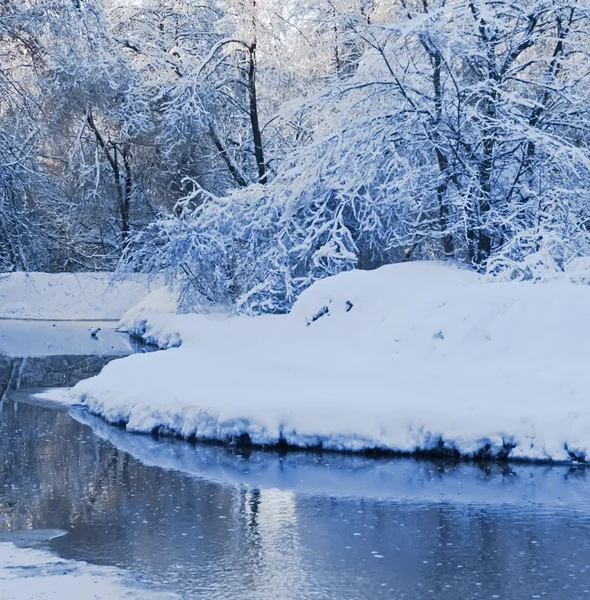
[1,345,590,599]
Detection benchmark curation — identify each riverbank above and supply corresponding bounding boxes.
[71,408,590,506]
[0,272,158,320]
[7,393,589,600]
[43,261,590,463]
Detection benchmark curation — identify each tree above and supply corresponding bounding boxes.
[0,0,64,270]
[127,0,590,313]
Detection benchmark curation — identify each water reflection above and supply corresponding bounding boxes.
[0,355,123,397]
[2,399,590,599]
[0,320,141,358]
[72,410,590,509]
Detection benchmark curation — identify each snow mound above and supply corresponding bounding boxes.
[118,286,177,332]
[291,261,480,325]
[118,285,233,346]
[0,272,159,320]
[63,261,590,463]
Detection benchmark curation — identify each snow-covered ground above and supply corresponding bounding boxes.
[0,541,175,600]
[41,262,590,463]
[0,272,159,320]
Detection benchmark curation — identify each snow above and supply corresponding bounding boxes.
[117,286,177,333]
[48,261,590,463]
[0,272,165,356]
[0,272,162,320]
[0,541,176,600]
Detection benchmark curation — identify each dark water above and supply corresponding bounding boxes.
[0,355,120,396]
[2,359,590,598]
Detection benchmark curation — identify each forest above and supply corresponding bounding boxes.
[1,0,590,313]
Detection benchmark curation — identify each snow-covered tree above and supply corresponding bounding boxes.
[2,0,590,309]
[0,0,65,270]
[126,0,590,313]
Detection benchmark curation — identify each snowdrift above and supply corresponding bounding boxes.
[63,262,590,462]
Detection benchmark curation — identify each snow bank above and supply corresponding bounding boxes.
[117,286,177,333]
[0,541,175,600]
[0,272,163,320]
[62,261,590,462]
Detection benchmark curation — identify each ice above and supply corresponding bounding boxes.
[0,320,134,357]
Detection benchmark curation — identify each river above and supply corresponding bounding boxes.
[1,323,590,599]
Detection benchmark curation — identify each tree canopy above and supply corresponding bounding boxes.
[2,0,590,311]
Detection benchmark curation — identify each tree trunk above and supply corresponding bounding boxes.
[247,42,267,185]
[209,123,248,187]
[121,145,132,246]
[86,108,132,248]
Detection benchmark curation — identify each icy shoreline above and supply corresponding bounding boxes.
[0,272,161,320]
[0,541,175,600]
[42,262,590,463]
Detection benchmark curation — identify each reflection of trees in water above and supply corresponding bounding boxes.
[1,400,590,599]
[0,355,118,395]
[0,358,20,400]
[0,397,307,597]
[0,400,250,592]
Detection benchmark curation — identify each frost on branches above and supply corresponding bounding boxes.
[122,0,590,313]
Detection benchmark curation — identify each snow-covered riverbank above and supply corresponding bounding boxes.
[0,272,158,320]
[44,261,590,463]
[0,541,175,600]
[0,272,166,356]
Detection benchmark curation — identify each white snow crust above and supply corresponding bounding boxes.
[0,542,176,600]
[117,286,177,332]
[58,262,590,462]
[0,272,161,320]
